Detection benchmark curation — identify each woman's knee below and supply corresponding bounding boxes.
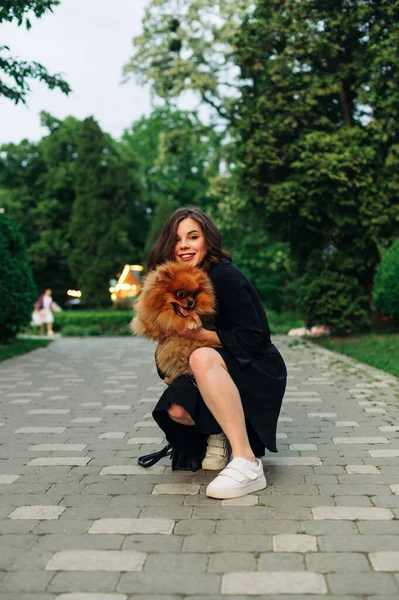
[167,403,190,420]
[189,347,222,375]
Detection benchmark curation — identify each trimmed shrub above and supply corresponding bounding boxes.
[54,311,132,336]
[297,270,369,335]
[373,238,399,322]
[0,214,37,342]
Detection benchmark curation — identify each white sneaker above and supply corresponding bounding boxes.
[202,433,230,471]
[206,457,266,499]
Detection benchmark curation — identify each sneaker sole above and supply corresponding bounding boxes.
[201,459,228,471]
[206,475,267,499]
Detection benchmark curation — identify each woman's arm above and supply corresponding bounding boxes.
[182,326,222,347]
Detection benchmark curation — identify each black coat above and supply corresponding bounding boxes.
[153,261,287,458]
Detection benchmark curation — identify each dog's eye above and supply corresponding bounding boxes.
[175,291,185,299]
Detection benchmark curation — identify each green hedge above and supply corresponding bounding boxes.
[25,308,302,337]
[373,238,399,322]
[54,311,132,336]
[0,214,37,342]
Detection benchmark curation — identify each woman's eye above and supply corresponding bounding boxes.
[190,236,198,240]
[176,291,185,299]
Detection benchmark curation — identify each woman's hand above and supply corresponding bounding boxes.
[178,314,205,340]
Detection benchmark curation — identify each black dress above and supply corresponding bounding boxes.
[153,260,287,460]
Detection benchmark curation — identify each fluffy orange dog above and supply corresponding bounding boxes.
[131,260,216,383]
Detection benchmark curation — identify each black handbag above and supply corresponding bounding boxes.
[138,444,203,472]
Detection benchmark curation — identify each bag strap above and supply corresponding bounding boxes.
[137,444,172,468]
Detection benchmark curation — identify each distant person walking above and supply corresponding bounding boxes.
[35,288,54,336]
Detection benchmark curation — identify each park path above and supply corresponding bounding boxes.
[0,335,399,600]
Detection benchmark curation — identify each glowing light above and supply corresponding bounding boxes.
[111,293,117,301]
[67,290,82,298]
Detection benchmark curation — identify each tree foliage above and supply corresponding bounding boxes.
[123,0,252,123]
[0,1,70,104]
[68,117,140,307]
[0,113,82,299]
[0,213,37,342]
[234,0,399,329]
[121,106,221,252]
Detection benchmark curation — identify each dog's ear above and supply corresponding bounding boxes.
[157,265,173,282]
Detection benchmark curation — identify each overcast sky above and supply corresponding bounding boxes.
[0,0,200,145]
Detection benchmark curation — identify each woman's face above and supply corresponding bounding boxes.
[174,218,207,267]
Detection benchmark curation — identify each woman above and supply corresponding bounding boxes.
[148,207,287,499]
[38,288,54,336]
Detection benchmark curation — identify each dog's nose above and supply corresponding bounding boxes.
[186,299,194,308]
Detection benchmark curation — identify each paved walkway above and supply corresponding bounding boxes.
[1,335,399,600]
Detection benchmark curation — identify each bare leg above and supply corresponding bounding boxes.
[189,348,255,462]
[168,403,195,426]
[47,323,53,335]
[39,324,44,336]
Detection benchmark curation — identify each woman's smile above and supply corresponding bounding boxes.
[174,218,207,267]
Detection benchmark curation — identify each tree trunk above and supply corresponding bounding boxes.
[339,84,352,127]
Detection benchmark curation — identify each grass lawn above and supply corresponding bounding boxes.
[318,334,399,378]
[0,339,52,362]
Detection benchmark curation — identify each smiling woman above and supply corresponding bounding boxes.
[174,218,208,266]
[140,206,287,501]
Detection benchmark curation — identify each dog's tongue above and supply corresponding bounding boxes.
[179,306,190,317]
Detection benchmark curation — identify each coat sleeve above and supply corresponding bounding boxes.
[214,284,266,367]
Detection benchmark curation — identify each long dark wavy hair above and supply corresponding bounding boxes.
[146,206,232,273]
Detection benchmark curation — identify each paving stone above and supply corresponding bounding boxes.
[144,552,208,572]
[369,449,399,457]
[8,505,66,519]
[333,437,389,444]
[345,465,380,474]
[0,474,20,483]
[98,432,126,439]
[208,552,256,573]
[334,421,359,427]
[45,550,146,571]
[89,518,174,534]
[15,427,66,433]
[28,444,86,451]
[127,437,163,444]
[221,571,327,594]
[55,595,127,600]
[117,572,220,595]
[327,572,398,594]
[289,444,318,451]
[369,551,399,571]
[28,457,90,466]
[306,552,370,572]
[71,418,102,423]
[99,466,164,475]
[1,570,54,592]
[308,413,337,418]
[312,506,393,520]
[152,484,200,495]
[48,572,121,593]
[221,496,258,506]
[273,534,317,552]
[27,409,70,414]
[257,553,305,571]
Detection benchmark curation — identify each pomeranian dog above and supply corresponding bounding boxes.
[131,260,216,383]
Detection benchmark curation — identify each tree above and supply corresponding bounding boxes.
[234,0,399,329]
[123,0,252,124]
[68,117,139,307]
[0,213,37,342]
[0,113,82,300]
[121,107,221,251]
[0,1,71,104]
